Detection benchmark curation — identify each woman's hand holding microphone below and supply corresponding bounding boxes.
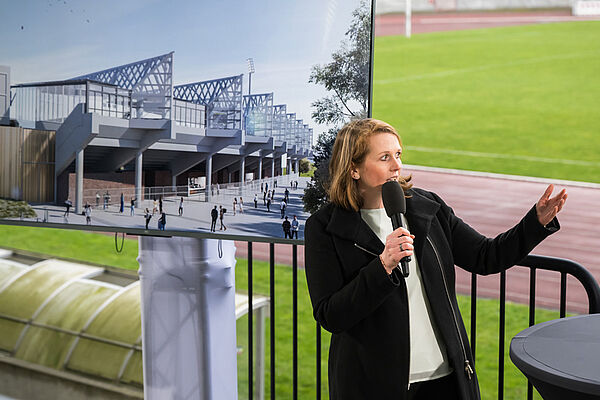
[380,227,414,275]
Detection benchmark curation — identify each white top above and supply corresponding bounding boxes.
[360,208,453,384]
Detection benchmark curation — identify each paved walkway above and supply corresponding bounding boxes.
[31,176,313,240]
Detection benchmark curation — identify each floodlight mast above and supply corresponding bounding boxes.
[247,58,255,96]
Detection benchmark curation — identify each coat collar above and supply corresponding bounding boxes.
[325,188,441,255]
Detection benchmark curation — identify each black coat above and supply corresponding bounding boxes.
[304,188,559,400]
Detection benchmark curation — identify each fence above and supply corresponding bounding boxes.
[234,235,600,399]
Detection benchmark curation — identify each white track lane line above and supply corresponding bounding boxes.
[374,51,600,84]
[405,146,600,168]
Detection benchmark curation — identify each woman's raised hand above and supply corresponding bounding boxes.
[536,184,568,227]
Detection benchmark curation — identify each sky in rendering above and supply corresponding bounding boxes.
[0,0,370,140]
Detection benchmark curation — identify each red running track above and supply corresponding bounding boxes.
[375,9,600,36]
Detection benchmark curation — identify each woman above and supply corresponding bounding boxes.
[304,119,567,400]
[219,205,227,231]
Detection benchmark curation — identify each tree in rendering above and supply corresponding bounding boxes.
[303,0,371,213]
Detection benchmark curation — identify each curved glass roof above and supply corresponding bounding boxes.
[0,257,142,388]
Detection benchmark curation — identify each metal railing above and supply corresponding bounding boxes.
[468,255,600,400]
[173,98,206,128]
[86,82,131,119]
[77,174,302,210]
[236,237,600,399]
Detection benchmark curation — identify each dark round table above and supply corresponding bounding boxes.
[510,314,600,400]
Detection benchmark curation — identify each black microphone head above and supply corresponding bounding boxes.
[382,180,406,217]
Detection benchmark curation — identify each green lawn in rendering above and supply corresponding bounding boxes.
[373,21,600,184]
[0,225,570,399]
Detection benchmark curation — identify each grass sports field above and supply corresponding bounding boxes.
[373,21,600,184]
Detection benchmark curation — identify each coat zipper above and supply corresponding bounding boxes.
[353,242,413,390]
[353,243,379,257]
[426,236,474,381]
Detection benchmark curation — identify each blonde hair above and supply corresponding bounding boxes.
[327,118,412,211]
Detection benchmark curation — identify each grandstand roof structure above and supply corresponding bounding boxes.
[9,52,313,213]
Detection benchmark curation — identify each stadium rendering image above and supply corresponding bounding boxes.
[6,52,312,217]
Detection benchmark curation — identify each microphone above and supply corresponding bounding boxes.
[382,180,411,278]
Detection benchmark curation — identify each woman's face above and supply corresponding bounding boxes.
[353,132,402,198]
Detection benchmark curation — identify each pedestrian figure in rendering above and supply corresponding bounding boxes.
[96,192,100,208]
[263,191,267,205]
[103,191,110,210]
[282,216,291,239]
[120,193,124,214]
[130,197,136,216]
[211,206,218,232]
[265,182,269,193]
[216,182,220,195]
[239,197,244,213]
[219,205,227,231]
[152,199,158,215]
[85,203,92,225]
[178,197,184,216]
[158,212,166,231]
[284,188,289,203]
[63,199,72,217]
[159,196,163,214]
[267,197,271,213]
[304,118,567,400]
[261,182,264,192]
[254,194,258,208]
[280,199,286,218]
[272,189,275,200]
[144,208,152,230]
[291,215,299,239]
[233,198,237,216]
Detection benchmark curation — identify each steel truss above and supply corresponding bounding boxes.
[294,120,304,148]
[173,75,243,130]
[272,105,287,142]
[243,93,273,137]
[73,52,174,119]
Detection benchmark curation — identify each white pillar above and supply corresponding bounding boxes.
[239,157,245,195]
[206,154,213,201]
[258,157,263,180]
[75,148,84,214]
[138,237,238,400]
[405,0,412,38]
[240,157,246,185]
[135,151,143,207]
[271,158,275,178]
[295,159,299,176]
[172,175,177,194]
